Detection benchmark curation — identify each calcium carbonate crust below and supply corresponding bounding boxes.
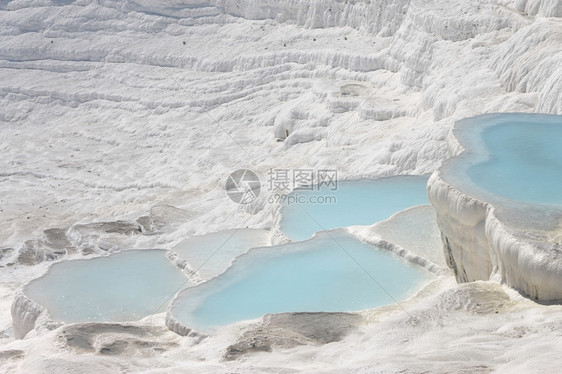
[428,123,562,301]
[11,291,59,339]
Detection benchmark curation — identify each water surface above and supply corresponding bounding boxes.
[280,175,430,241]
[170,231,431,330]
[172,229,270,281]
[466,115,562,205]
[25,250,187,323]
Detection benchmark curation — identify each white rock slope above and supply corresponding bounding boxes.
[1,0,562,372]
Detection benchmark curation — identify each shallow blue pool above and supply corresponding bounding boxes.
[25,250,187,323]
[464,114,562,205]
[170,231,431,331]
[172,228,270,281]
[279,175,430,241]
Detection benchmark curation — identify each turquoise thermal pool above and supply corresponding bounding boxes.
[169,231,431,331]
[459,113,562,206]
[20,176,434,331]
[24,250,187,323]
[427,113,562,301]
[279,175,430,241]
[172,229,270,281]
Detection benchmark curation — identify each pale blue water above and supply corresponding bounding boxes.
[280,175,430,241]
[24,176,433,327]
[172,229,270,281]
[465,114,562,205]
[170,231,430,330]
[25,250,187,323]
